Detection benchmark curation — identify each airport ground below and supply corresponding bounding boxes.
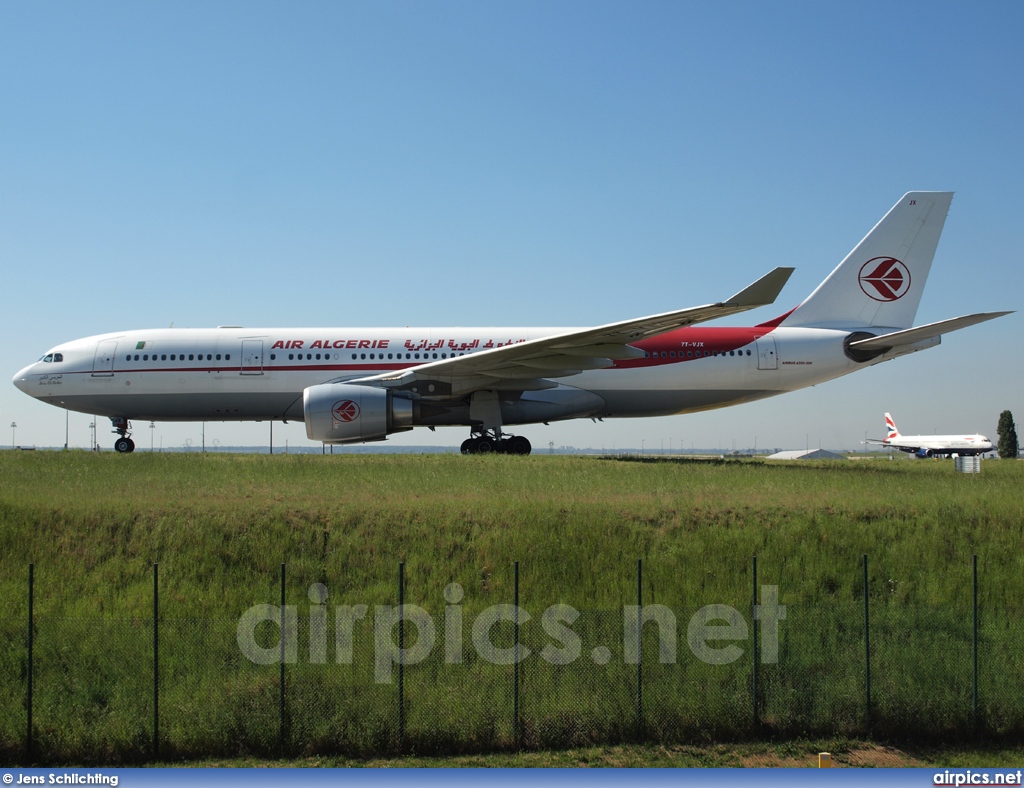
[2,451,1023,765]
[184,739,1024,768]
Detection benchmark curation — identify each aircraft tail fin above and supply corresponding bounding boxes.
[885,412,900,441]
[780,192,954,330]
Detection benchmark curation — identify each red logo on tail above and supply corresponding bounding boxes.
[859,258,911,302]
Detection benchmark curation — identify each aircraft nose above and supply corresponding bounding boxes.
[12,364,36,395]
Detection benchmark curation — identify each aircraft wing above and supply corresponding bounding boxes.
[350,267,794,399]
[848,311,1013,353]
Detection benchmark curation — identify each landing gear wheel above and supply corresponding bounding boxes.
[109,417,134,453]
[508,436,532,455]
[462,434,530,455]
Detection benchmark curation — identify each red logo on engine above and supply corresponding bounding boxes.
[332,400,360,422]
[858,257,911,302]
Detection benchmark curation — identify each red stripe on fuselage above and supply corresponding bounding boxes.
[614,325,775,369]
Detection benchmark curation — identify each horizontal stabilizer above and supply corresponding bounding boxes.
[848,311,1013,352]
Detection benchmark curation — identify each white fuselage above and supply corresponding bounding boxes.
[13,323,912,427]
[880,435,994,456]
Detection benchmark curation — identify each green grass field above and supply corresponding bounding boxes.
[2,451,1023,764]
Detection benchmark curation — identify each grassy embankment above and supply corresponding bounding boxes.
[1,451,1023,763]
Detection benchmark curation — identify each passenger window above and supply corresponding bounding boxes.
[188,354,194,361]
[352,354,357,360]
[268,354,273,361]
[217,354,222,361]
[360,353,366,359]
[134,354,140,361]
[388,353,393,359]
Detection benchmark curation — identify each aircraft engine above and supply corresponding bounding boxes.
[303,383,413,444]
[916,448,932,459]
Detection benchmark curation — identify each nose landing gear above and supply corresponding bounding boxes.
[110,417,136,453]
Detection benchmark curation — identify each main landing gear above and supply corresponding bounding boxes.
[460,431,532,455]
[111,417,136,453]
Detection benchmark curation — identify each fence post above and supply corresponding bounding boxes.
[153,563,159,761]
[279,563,286,754]
[513,560,520,749]
[27,563,34,762]
[752,554,759,727]
[973,554,979,732]
[863,554,871,731]
[398,561,405,751]
[636,557,643,739]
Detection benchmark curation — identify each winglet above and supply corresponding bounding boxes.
[725,267,795,307]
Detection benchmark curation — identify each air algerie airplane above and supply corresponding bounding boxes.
[12,192,1013,455]
[865,413,995,458]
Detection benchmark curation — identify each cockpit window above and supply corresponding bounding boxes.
[53,353,63,362]
[41,354,53,362]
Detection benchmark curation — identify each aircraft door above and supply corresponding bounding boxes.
[241,340,264,375]
[92,340,117,377]
[755,335,778,370]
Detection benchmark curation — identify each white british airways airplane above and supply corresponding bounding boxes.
[865,412,995,458]
[12,192,1012,454]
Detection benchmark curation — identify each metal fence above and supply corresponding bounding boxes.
[2,555,1023,764]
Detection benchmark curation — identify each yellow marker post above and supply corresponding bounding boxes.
[818,752,832,768]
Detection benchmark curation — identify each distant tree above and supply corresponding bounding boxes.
[997,410,1018,459]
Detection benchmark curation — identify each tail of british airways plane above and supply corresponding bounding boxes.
[884,412,901,441]
[780,192,954,330]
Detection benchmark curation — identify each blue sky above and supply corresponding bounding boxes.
[2,1,1022,452]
